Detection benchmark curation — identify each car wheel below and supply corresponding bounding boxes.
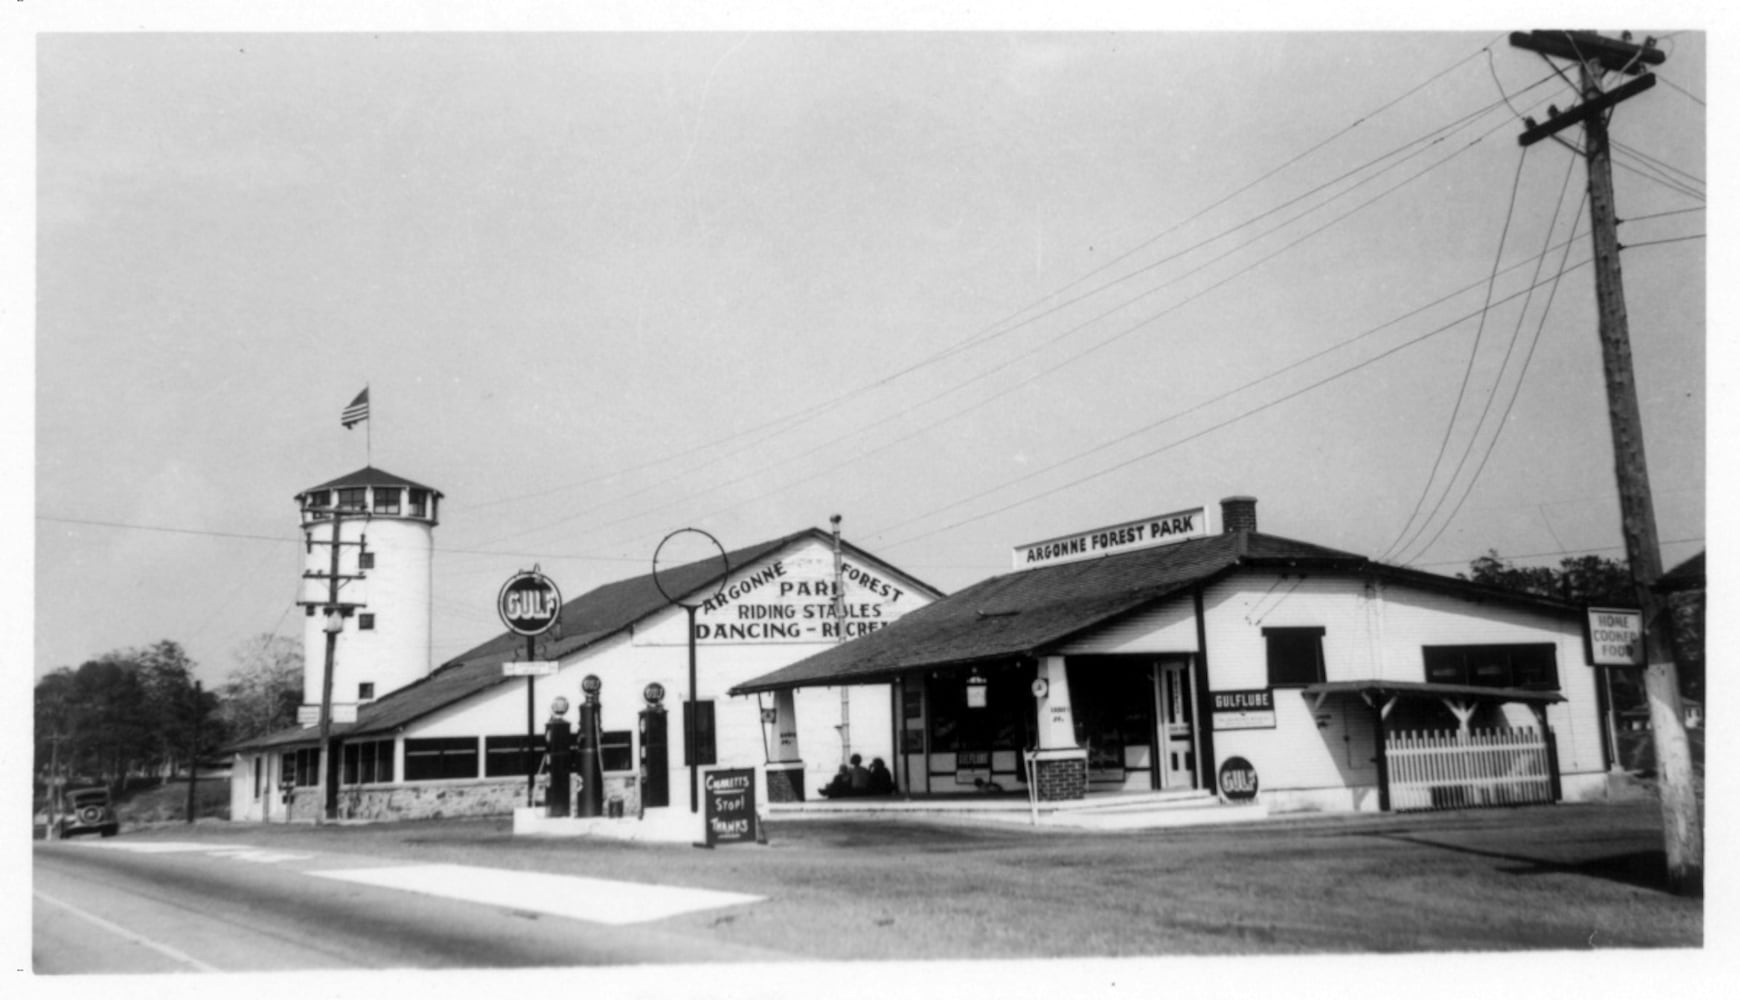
[100,826,118,838]
[57,825,71,840]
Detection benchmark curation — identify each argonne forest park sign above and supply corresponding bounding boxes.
[499,570,562,636]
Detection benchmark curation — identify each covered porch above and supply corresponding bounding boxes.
[1302,680,1566,812]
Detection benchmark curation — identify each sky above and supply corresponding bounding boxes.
[15,11,1714,693]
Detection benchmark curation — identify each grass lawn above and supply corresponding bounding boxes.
[95,798,1701,957]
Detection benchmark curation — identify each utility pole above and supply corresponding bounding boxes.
[831,514,850,766]
[184,680,203,824]
[1510,30,1701,895]
[299,508,370,824]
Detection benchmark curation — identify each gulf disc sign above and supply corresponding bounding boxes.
[498,570,563,636]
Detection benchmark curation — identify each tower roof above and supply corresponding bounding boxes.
[297,466,443,499]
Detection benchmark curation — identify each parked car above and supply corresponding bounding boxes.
[55,786,119,839]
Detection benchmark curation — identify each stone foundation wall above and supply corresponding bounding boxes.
[277,774,646,824]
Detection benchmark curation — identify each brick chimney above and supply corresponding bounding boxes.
[1220,496,1258,534]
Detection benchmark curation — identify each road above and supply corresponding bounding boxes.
[32,837,783,973]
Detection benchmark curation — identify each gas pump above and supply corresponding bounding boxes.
[575,675,605,818]
[545,696,573,818]
[640,682,670,810]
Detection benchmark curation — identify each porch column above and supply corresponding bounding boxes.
[764,688,806,802]
[1029,656,1088,802]
[1034,656,1077,749]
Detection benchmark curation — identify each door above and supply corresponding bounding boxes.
[1157,661,1197,789]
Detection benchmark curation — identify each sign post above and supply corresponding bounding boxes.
[499,566,563,807]
[651,529,729,815]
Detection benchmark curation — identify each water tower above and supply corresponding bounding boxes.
[294,467,441,713]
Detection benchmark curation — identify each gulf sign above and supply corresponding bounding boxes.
[1012,506,1209,570]
[498,570,563,636]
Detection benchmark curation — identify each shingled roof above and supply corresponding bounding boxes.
[730,529,1581,695]
[229,527,930,752]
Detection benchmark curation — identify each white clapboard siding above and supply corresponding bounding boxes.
[1386,728,1554,811]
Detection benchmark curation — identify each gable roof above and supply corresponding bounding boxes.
[226,528,939,752]
[730,529,1582,695]
[298,465,443,498]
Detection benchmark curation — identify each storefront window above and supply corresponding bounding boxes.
[484,735,548,777]
[405,737,480,780]
[601,730,633,772]
[1422,644,1558,690]
[926,665,1034,752]
[342,740,396,785]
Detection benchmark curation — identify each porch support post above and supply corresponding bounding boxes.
[1370,690,1391,812]
[1034,656,1076,749]
[1530,702,1562,803]
[763,688,807,802]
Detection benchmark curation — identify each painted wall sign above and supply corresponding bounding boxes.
[498,570,563,636]
[670,554,914,644]
[1218,756,1260,802]
[1211,688,1277,730]
[1584,606,1645,667]
[1012,506,1209,570]
[703,768,759,846]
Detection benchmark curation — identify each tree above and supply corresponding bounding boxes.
[217,633,304,741]
[34,641,208,791]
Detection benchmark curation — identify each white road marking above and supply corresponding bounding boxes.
[310,864,764,926]
[70,842,314,862]
[35,889,222,972]
[71,841,222,853]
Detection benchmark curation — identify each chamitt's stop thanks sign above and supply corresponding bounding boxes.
[498,570,563,636]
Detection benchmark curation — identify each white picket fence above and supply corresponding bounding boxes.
[1386,728,1555,812]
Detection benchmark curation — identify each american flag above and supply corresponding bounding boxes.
[341,388,370,429]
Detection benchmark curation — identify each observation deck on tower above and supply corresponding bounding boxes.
[295,466,443,527]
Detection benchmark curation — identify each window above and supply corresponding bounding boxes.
[404,737,479,781]
[337,488,367,511]
[342,740,395,785]
[304,490,331,512]
[1265,627,1327,687]
[484,735,549,777]
[1422,644,1559,691]
[359,552,375,570]
[358,682,375,701]
[408,490,428,517]
[601,730,634,772]
[254,756,263,798]
[359,614,376,631]
[683,700,717,767]
[282,748,321,787]
[373,488,400,515]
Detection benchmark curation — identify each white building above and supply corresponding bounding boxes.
[229,515,940,824]
[735,497,1617,815]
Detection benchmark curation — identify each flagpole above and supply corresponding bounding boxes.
[366,382,373,466]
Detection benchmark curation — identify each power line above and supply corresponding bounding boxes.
[1397,188,1588,566]
[876,257,1596,550]
[468,96,1537,556]
[1380,147,1532,562]
[450,45,1531,521]
[1622,233,1706,251]
[1411,536,1703,569]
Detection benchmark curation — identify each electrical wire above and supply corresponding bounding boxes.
[468,96,1536,555]
[876,256,1595,550]
[1379,148,1532,562]
[1394,183,1588,567]
[1622,234,1706,250]
[451,45,1538,519]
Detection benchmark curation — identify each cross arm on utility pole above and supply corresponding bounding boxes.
[1508,30,1664,75]
[1518,73,1656,146]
